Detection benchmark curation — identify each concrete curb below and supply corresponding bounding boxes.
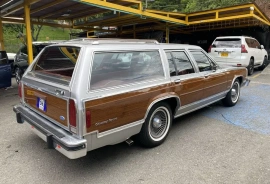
[261,60,270,75]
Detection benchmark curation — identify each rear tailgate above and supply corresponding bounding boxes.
[23,84,68,129]
[22,45,81,131]
[211,38,242,63]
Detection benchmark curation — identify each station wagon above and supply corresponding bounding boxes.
[13,39,250,159]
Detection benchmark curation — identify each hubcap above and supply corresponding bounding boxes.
[231,82,239,103]
[153,117,162,128]
[149,107,170,141]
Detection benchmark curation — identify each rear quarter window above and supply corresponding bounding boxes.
[90,51,164,90]
[31,46,80,85]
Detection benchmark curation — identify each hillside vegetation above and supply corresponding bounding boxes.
[147,0,251,12]
[3,25,75,53]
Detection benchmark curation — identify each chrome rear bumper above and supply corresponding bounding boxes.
[13,104,87,159]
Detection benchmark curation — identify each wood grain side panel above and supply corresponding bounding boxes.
[226,68,247,88]
[85,84,174,133]
[203,72,227,98]
[173,77,205,106]
[23,85,68,127]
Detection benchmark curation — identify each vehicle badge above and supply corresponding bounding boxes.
[60,116,65,121]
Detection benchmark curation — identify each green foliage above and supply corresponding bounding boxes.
[3,24,79,52]
[146,0,251,13]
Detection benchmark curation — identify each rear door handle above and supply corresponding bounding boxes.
[174,79,181,84]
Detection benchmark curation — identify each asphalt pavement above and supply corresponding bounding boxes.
[0,67,270,184]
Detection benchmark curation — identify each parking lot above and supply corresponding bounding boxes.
[1,67,270,184]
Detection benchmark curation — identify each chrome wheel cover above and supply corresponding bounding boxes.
[231,81,240,103]
[148,107,170,142]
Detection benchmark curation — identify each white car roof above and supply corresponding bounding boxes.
[215,36,254,39]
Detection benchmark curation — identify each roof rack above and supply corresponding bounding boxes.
[67,38,159,44]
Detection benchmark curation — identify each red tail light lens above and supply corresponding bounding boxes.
[241,44,248,53]
[18,82,22,98]
[208,45,212,53]
[86,110,91,129]
[69,99,77,132]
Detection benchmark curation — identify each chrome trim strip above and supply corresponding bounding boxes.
[177,88,204,96]
[84,120,144,137]
[97,119,144,138]
[23,82,69,100]
[204,81,228,90]
[175,91,228,118]
[144,95,181,119]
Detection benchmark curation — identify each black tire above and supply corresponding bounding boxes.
[138,102,172,147]
[259,56,268,70]
[222,79,240,107]
[15,67,23,84]
[247,58,254,76]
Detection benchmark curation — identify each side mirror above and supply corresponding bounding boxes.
[212,64,217,72]
[260,45,264,49]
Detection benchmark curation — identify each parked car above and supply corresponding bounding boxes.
[13,39,250,159]
[13,41,63,83]
[208,36,268,75]
[0,51,12,88]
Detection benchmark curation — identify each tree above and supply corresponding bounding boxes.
[3,23,43,41]
[31,24,43,41]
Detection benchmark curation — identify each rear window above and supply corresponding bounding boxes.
[90,51,164,90]
[31,46,80,85]
[213,38,241,48]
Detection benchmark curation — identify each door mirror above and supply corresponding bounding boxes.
[212,64,217,71]
[260,45,264,49]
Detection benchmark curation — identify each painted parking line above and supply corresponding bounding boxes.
[200,83,270,134]
[250,73,261,78]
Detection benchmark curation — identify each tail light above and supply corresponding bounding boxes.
[86,110,91,129]
[69,99,77,133]
[241,44,248,53]
[208,45,212,53]
[18,82,22,99]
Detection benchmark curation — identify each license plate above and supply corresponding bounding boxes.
[37,98,47,111]
[221,52,228,57]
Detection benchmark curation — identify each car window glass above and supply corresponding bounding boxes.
[166,52,177,76]
[90,51,164,90]
[249,39,256,48]
[213,38,241,48]
[171,51,195,75]
[245,38,251,47]
[254,40,261,49]
[190,51,213,72]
